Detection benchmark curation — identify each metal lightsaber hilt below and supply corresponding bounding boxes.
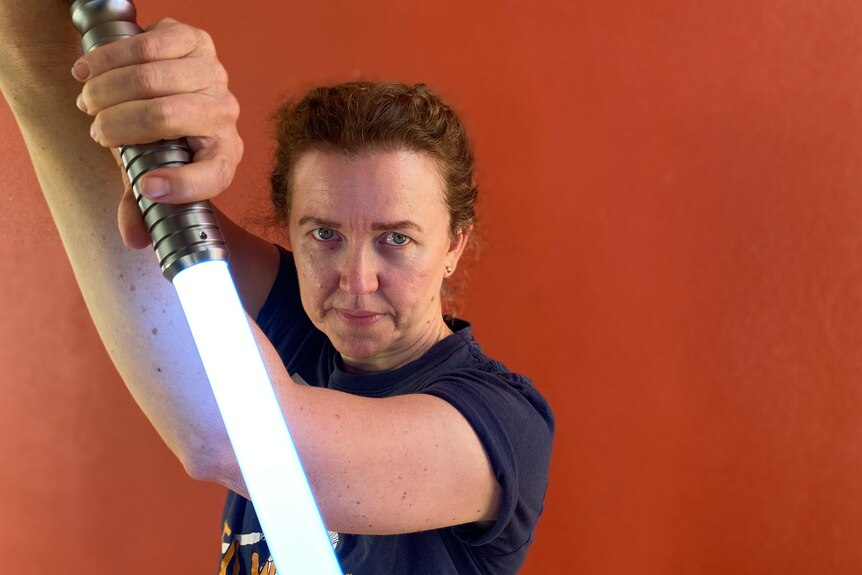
[70,0,227,281]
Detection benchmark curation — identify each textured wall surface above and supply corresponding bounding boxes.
[2,1,862,573]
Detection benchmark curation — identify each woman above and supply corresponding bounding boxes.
[218,82,554,573]
[0,9,552,575]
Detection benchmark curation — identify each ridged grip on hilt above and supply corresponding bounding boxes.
[70,0,228,282]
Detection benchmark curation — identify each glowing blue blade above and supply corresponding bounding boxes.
[172,260,342,575]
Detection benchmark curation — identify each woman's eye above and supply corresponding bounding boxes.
[312,228,337,241]
[384,232,411,246]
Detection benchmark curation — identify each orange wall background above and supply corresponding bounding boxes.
[2,1,862,573]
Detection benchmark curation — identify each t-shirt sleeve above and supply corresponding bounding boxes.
[423,364,554,560]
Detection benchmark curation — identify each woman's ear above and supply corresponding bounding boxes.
[445,225,472,271]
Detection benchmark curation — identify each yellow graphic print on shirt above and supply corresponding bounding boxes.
[251,552,277,575]
[220,521,276,575]
[220,521,348,574]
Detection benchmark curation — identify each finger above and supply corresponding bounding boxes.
[118,186,152,249]
[80,57,226,115]
[137,140,240,203]
[108,148,139,198]
[72,19,214,82]
[90,91,238,147]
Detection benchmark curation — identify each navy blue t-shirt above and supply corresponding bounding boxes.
[219,247,554,575]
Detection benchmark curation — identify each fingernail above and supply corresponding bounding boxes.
[142,176,170,199]
[72,61,90,81]
[76,93,88,113]
[89,121,98,142]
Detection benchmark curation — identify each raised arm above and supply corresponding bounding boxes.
[0,2,270,483]
[0,4,501,536]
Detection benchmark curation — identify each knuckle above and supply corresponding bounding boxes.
[80,83,95,114]
[234,133,245,161]
[154,16,179,28]
[83,75,112,114]
[216,155,235,190]
[93,113,116,146]
[194,28,215,51]
[223,93,241,121]
[212,65,230,89]
[147,98,175,135]
[134,64,160,95]
[134,35,161,63]
[89,117,101,143]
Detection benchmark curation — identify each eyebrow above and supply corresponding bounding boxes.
[297,216,423,233]
[297,216,341,229]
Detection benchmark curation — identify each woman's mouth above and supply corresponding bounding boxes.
[335,309,384,326]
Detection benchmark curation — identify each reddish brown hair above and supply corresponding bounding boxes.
[269,82,477,236]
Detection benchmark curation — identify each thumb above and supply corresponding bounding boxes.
[146,17,181,31]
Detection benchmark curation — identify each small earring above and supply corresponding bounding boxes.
[445,265,454,275]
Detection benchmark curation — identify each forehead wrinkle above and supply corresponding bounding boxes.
[297,186,420,224]
[291,149,448,233]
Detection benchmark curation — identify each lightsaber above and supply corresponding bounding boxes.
[69,2,343,573]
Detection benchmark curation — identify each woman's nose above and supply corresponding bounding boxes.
[339,247,379,295]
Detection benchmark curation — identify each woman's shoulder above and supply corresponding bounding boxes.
[426,322,554,429]
[442,321,543,386]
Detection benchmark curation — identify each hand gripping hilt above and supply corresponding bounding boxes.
[69,0,228,281]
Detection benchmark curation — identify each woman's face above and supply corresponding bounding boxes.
[287,149,468,373]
